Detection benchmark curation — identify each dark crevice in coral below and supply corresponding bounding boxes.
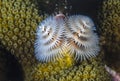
[0,42,24,81]
[104,45,120,71]
[6,53,25,81]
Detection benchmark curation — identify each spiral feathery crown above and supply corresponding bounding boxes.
[35,14,100,62]
[65,15,100,61]
[34,16,66,62]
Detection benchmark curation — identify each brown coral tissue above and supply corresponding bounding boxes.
[97,0,120,72]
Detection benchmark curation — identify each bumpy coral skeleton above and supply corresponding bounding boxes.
[97,0,120,72]
[31,53,112,81]
[0,0,42,80]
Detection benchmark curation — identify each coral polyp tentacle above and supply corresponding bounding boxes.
[35,16,66,62]
[65,15,100,61]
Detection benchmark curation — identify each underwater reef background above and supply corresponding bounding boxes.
[0,0,119,81]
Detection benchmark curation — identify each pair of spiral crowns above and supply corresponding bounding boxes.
[34,13,100,62]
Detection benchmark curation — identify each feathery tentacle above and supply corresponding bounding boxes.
[65,15,100,61]
[34,16,66,62]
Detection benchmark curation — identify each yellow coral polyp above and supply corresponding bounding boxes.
[13,28,19,34]
[13,8,19,14]
[82,78,89,81]
[12,35,18,41]
[25,19,31,25]
[58,56,73,68]
[13,43,18,49]
[2,27,8,33]
[66,75,72,80]
[85,65,92,71]
[8,41,13,46]
[0,34,4,39]
[4,36,9,41]
[1,8,7,13]
[90,71,96,77]
[14,2,20,6]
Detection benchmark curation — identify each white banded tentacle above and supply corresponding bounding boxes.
[35,14,100,62]
[34,16,66,62]
[65,15,100,61]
